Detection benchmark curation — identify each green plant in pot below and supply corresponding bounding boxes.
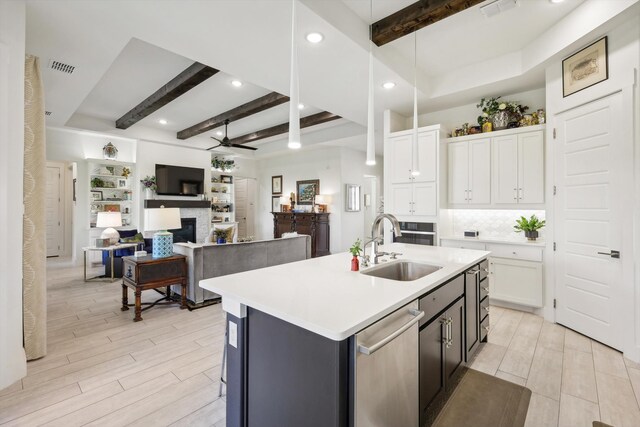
[349,238,362,271]
[514,215,545,241]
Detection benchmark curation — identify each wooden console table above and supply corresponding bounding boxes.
[121,254,187,322]
[272,212,330,258]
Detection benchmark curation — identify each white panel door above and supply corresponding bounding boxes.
[46,165,62,257]
[492,135,519,204]
[389,135,412,184]
[414,131,437,182]
[468,138,491,204]
[412,182,437,217]
[447,141,469,204]
[390,184,413,216]
[518,131,544,204]
[555,92,627,351]
[235,178,248,238]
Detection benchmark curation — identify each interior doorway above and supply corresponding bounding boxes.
[46,162,65,257]
[235,177,257,239]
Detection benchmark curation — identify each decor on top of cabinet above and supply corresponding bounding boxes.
[102,142,118,160]
[349,238,362,271]
[514,214,545,241]
[476,97,529,131]
[211,156,235,172]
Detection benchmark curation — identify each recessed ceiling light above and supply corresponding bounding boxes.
[158,119,168,125]
[216,131,223,136]
[382,81,396,89]
[549,0,564,3]
[298,103,305,110]
[306,32,323,43]
[231,80,243,87]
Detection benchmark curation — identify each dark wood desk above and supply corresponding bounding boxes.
[121,254,187,322]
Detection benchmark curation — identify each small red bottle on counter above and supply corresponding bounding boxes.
[351,255,359,272]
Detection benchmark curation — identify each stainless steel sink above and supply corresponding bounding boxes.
[361,260,442,282]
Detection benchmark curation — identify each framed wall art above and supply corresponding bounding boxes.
[296,179,319,205]
[272,175,283,195]
[272,196,281,213]
[562,36,608,97]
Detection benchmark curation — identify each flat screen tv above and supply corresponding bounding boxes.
[155,164,204,197]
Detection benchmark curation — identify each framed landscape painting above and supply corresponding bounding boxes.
[296,179,319,205]
[562,36,608,97]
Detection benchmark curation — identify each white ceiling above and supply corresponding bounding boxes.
[25,0,636,157]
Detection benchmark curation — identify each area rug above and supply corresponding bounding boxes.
[593,422,614,427]
[430,368,531,427]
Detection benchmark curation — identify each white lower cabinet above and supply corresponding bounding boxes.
[489,257,543,308]
[440,239,544,308]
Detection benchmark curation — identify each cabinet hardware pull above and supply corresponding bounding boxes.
[358,309,425,355]
[514,188,518,200]
[483,306,490,313]
[468,189,472,200]
[446,317,453,348]
[466,269,480,276]
[519,188,523,200]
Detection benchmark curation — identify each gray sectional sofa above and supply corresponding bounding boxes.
[172,235,312,304]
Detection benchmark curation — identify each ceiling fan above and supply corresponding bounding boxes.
[207,119,257,151]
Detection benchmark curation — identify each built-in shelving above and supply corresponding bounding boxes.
[210,171,234,223]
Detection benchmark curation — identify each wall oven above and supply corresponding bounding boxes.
[393,222,436,246]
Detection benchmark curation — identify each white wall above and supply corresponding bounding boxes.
[255,146,382,253]
[544,14,640,359]
[0,0,27,390]
[46,127,136,263]
[417,88,546,134]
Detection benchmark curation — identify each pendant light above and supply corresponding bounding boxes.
[365,0,376,166]
[411,31,420,177]
[288,0,301,149]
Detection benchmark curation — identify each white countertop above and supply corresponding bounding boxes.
[440,235,546,248]
[199,243,489,341]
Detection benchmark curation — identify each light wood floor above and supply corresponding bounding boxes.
[2,259,640,426]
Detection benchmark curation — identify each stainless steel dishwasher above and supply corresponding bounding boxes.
[354,300,424,427]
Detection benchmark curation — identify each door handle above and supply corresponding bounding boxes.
[357,309,424,355]
[597,250,620,259]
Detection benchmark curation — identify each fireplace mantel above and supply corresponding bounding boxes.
[144,200,211,209]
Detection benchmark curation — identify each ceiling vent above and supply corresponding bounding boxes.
[45,111,52,116]
[48,59,76,75]
[480,0,518,18]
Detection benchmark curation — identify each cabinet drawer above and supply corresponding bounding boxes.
[480,297,490,321]
[486,243,542,262]
[479,259,489,281]
[419,275,464,326]
[440,240,486,251]
[480,280,490,300]
[480,315,490,341]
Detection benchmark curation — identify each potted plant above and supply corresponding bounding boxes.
[214,228,228,244]
[514,215,545,241]
[349,238,362,271]
[140,175,156,199]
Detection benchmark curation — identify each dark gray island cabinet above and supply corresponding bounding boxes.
[221,257,489,427]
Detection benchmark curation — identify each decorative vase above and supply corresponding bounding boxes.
[217,237,226,244]
[351,255,359,272]
[482,121,493,133]
[144,188,153,200]
[492,110,509,130]
[524,230,539,241]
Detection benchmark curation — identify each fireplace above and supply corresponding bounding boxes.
[170,218,197,243]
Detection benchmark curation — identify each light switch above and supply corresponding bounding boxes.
[229,321,238,348]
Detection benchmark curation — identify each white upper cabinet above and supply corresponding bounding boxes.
[445,125,545,208]
[385,126,440,219]
[492,130,544,205]
[448,138,491,205]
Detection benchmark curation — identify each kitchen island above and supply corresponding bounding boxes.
[200,243,490,427]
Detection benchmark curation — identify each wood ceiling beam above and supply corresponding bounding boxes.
[228,111,341,146]
[371,0,484,46]
[177,92,289,140]
[115,62,218,129]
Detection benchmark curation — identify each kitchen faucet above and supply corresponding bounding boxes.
[362,213,402,266]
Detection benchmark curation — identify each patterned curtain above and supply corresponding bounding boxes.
[23,55,46,360]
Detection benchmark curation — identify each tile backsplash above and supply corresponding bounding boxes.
[448,209,546,241]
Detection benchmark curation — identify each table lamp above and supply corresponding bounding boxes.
[279,197,289,212]
[315,194,329,213]
[144,206,181,258]
[96,211,122,245]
